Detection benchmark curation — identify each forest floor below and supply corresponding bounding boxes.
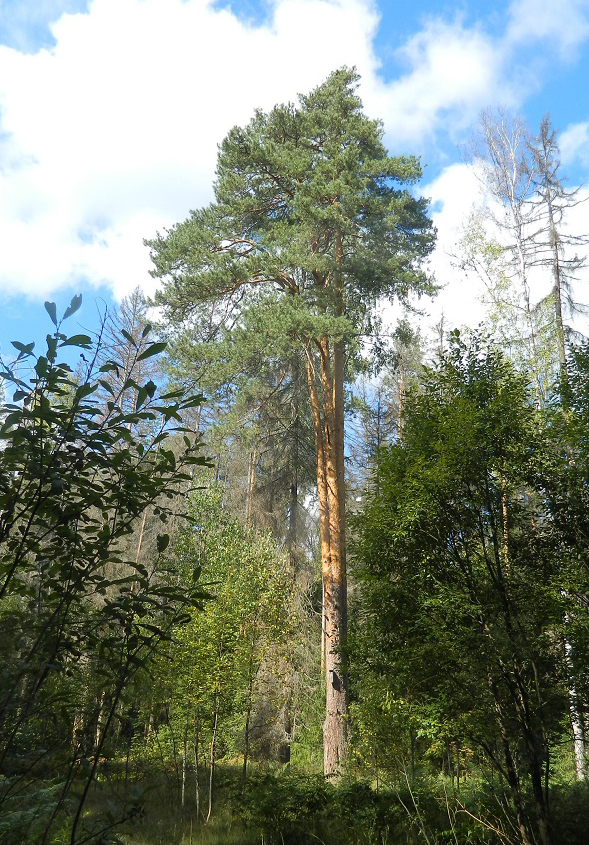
[85,758,589,845]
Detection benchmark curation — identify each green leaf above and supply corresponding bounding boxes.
[44,301,58,326]
[35,356,48,378]
[142,323,152,337]
[75,383,98,399]
[121,328,137,347]
[160,388,185,400]
[63,294,82,320]
[137,341,167,361]
[11,340,35,356]
[60,334,92,347]
[181,395,205,409]
[46,334,58,361]
[135,386,148,410]
[156,533,170,554]
[99,379,115,396]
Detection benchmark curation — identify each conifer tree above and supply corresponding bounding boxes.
[146,68,435,774]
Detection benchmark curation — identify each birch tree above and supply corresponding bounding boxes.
[527,114,589,385]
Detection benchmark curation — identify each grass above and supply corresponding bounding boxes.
[84,762,260,845]
[79,756,589,845]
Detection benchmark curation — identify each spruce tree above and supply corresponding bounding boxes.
[146,67,435,774]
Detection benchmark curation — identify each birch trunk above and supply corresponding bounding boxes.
[181,710,188,812]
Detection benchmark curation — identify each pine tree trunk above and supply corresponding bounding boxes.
[305,342,347,775]
[306,346,331,686]
[303,226,349,777]
[321,335,348,777]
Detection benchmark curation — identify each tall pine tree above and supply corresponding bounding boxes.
[146,68,435,774]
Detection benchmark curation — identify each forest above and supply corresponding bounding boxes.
[1,68,589,845]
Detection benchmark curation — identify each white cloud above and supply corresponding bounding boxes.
[0,0,588,304]
[560,120,589,169]
[375,19,516,146]
[0,0,382,300]
[0,0,88,52]
[506,0,589,59]
[420,163,488,329]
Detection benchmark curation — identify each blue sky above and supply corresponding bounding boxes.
[1,0,589,359]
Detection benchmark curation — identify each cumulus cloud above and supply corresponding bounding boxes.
[420,163,488,329]
[0,0,588,303]
[560,120,589,170]
[506,0,589,59]
[374,19,516,146]
[0,0,383,299]
[0,0,88,52]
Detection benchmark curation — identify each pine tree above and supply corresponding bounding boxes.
[146,68,435,774]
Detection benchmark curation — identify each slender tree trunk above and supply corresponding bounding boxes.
[397,365,404,442]
[288,417,299,567]
[146,710,154,738]
[70,670,129,845]
[135,510,147,568]
[194,709,200,819]
[207,645,222,825]
[246,446,257,526]
[279,692,292,765]
[501,477,510,576]
[95,690,105,750]
[242,636,257,789]
[564,630,586,780]
[320,579,326,676]
[288,358,301,566]
[544,193,567,383]
[306,346,331,689]
[288,476,298,559]
[182,710,188,812]
[489,676,537,845]
[206,705,218,823]
[513,212,543,399]
[409,728,415,784]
